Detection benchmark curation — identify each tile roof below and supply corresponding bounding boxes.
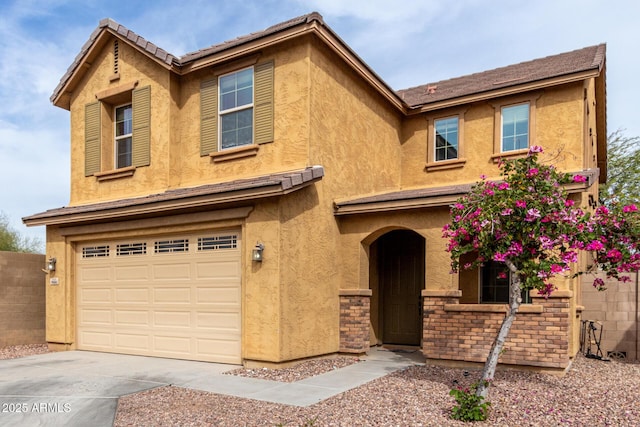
[334,169,599,215]
[51,12,605,113]
[180,12,324,64]
[397,44,606,108]
[51,18,178,103]
[51,12,324,104]
[23,166,324,226]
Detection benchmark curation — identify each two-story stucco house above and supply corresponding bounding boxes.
[24,12,606,370]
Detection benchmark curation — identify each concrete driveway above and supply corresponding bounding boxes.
[0,350,236,427]
[0,347,423,426]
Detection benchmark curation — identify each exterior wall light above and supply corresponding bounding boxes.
[252,243,264,262]
[47,257,57,272]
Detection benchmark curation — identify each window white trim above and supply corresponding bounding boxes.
[426,108,467,171]
[491,93,540,162]
[114,103,132,169]
[500,103,529,153]
[218,66,254,151]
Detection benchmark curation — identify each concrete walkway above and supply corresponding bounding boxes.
[0,347,423,426]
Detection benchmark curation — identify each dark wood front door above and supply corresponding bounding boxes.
[379,230,424,345]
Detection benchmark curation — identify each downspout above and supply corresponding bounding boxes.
[636,271,640,360]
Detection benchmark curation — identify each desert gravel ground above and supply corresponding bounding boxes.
[3,345,639,426]
[115,353,640,426]
[0,343,50,360]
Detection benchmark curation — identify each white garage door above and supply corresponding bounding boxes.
[76,231,241,364]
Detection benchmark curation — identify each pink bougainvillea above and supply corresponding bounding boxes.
[443,146,640,294]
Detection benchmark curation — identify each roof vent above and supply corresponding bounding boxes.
[113,40,119,75]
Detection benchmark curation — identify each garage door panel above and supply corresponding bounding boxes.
[115,310,150,326]
[195,260,241,279]
[154,310,192,328]
[114,264,150,281]
[115,333,151,351]
[78,266,112,283]
[197,337,241,359]
[153,287,192,304]
[196,312,240,330]
[154,335,192,354]
[152,263,192,280]
[79,309,112,325]
[79,330,112,348]
[79,288,112,304]
[77,230,241,364]
[196,286,240,304]
[115,287,150,303]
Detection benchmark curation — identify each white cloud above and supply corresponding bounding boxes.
[0,0,639,251]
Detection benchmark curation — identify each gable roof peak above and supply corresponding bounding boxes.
[178,11,325,65]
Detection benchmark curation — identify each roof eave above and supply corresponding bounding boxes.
[24,166,324,227]
[334,170,599,216]
[407,68,602,114]
[179,20,405,113]
[52,26,179,110]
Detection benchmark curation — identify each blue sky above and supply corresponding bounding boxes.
[1,0,639,251]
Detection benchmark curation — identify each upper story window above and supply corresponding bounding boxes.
[425,109,466,171]
[84,83,151,179]
[115,104,132,168]
[219,67,254,150]
[491,94,539,162]
[434,117,459,161]
[501,103,529,152]
[200,60,274,160]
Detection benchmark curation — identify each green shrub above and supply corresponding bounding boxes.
[449,382,491,422]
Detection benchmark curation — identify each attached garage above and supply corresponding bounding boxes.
[76,230,241,364]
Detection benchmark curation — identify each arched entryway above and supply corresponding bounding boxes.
[370,229,425,346]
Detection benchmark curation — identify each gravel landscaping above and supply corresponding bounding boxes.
[115,354,640,426]
[0,343,50,360]
[224,356,362,382]
[3,345,638,425]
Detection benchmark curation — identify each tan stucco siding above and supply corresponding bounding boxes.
[267,40,403,361]
[242,201,282,361]
[173,39,311,190]
[535,82,586,171]
[43,227,72,345]
[308,39,403,200]
[278,187,340,360]
[400,83,588,188]
[69,37,173,205]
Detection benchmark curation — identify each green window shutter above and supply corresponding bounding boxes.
[254,60,274,144]
[131,85,151,167]
[200,78,218,155]
[84,102,101,176]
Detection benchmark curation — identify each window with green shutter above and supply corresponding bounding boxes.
[84,85,151,175]
[200,60,273,156]
[84,102,101,176]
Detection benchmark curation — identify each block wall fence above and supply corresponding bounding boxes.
[0,252,45,347]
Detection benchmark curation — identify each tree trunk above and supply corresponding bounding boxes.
[475,259,522,398]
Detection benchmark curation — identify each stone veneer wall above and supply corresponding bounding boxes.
[339,290,371,353]
[0,251,45,347]
[422,290,571,369]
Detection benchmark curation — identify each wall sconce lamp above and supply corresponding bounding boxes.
[252,243,264,262]
[47,257,57,272]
